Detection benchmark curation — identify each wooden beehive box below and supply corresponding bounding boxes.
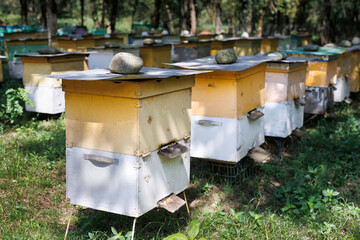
[233,37,261,56]
[139,44,172,68]
[286,50,338,114]
[47,67,206,217]
[173,41,211,62]
[0,56,5,82]
[286,50,338,87]
[319,47,351,102]
[278,36,291,51]
[16,52,89,114]
[94,37,125,46]
[347,46,360,92]
[264,59,307,138]
[210,39,235,56]
[169,56,273,163]
[301,34,312,46]
[85,46,140,69]
[260,37,279,53]
[57,38,95,52]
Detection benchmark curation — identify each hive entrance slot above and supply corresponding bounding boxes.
[247,109,264,120]
[158,142,189,159]
[158,194,186,213]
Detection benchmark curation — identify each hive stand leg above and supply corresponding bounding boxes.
[131,217,137,240]
[183,191,190,215]
[64,209,73,240]
[274,137,285,159]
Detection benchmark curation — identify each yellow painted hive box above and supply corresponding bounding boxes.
[285,50,338,87]
[169,56,271,119]
[349,48,360,92]
[233,37,261,56]
[260,37,279,53]
[50,68,207,157]
[94,37,125,46]
[210,39,235,56]
[139,44,172,68]
[4,32,48,40]
[265,61,307,103]
[57,39,96,52]
[17,53,90,87]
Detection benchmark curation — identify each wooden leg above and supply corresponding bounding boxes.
[183,191,190,215]
[131,217,137,240]
[64,209,73,240]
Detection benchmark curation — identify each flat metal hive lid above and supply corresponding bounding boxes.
[227,37,263,41]
[83,45,140,51]
[319,47,346,54]
[167,55,277,71]
[346,45,360,52]
[45,67,211,81]
[14,52,90,58]
[266,57,310,70]
[285,49,338,62]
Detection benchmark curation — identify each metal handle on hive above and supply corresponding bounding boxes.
[83,154,119,165]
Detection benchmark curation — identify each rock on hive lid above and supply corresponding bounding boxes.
[109,52,143,74]
[215,49,237,64]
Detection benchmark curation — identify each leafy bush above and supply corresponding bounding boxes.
[0,87,33,125]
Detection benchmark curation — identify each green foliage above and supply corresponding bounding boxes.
[0,87,33,125]
[163,220,207,240]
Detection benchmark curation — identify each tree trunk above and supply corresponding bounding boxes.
[39,0,47,28]
[152,0,161,29]
[101,0,106,28]
[46,0,57,48]
[20,0,28,25]
[180,0,189,31]
[80,0,84,26]
[164,4,175,34]
[189,0,196,35]
[231,1,236,37]
[215,0,222,35]
[295,0,309,31]
[257,0,268,37]
[109,0,118,33]
[131,0,139,31]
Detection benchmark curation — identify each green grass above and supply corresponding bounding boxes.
[1,98,360,239]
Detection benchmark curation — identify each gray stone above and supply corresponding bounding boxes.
[241,32,249,38]
[352,37,360,45]
[37,48,64,54]
[215,49,237,64]
[109,52,143,74]
[323,43,337,48]
[264,51,288,60]
[215,34,224,40]
[303,44,319,51]
[143,38,155,45]
[104,41,121,48]
[339,40,352,47]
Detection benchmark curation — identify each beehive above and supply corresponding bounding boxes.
[264,59,307,138]
[210,38,236,56]
[233,37,261,56]
[85,46,140,69]
[47,67,206,217]
[57,38,96,52]
[286,49,338,114]
[169,56,273,163]
[139,44,172,68]
[0,55,5,82]
[16,52,89,114]
[260,37,279,53]
[347,46,360,92]
[278,36,291,51]
[4,31,48,40]
[5,38,49,79]
[301,34,312,46]
[319,47,351,102]
[173,41,210,62]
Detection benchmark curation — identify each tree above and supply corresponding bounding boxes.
[46,0,57,48]
[215,0,222,35]
[20,0,28,25]
[189,0,196,35]
[80,0,84,26]
[109,0,118,33]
